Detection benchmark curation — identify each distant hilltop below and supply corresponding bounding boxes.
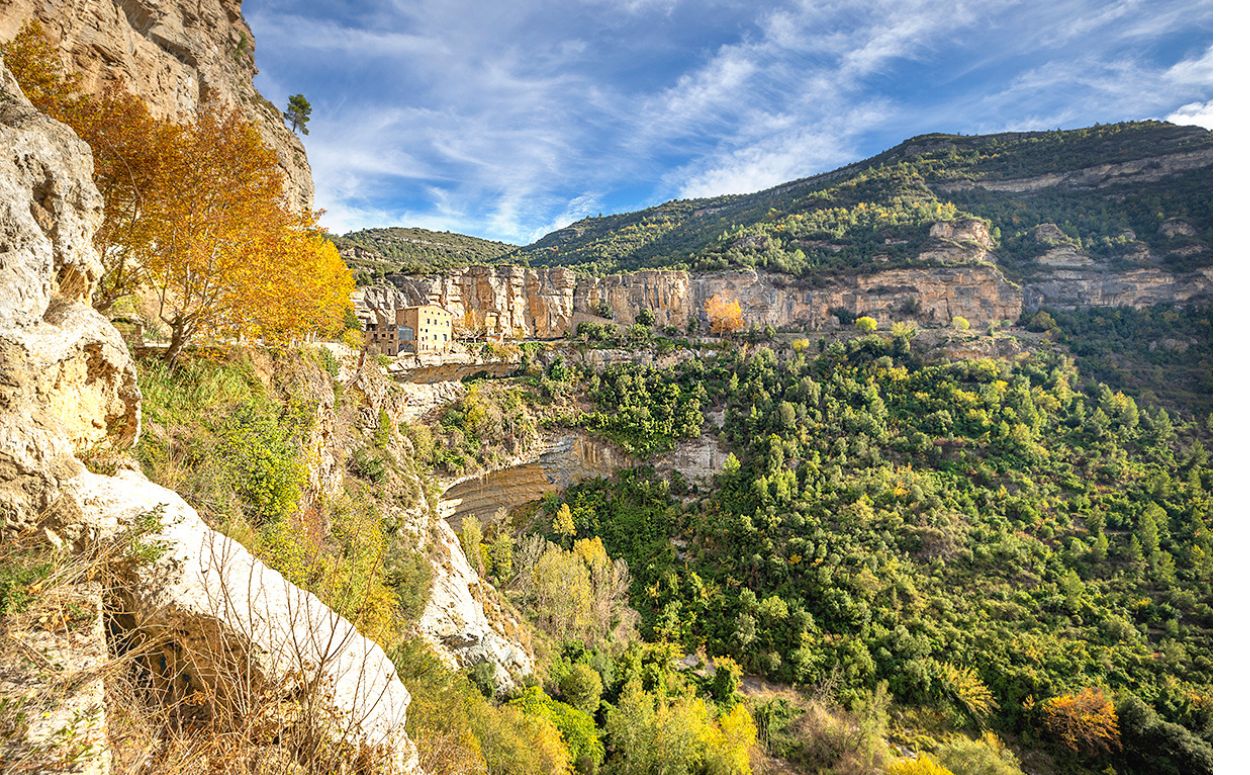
[349,121,1211,335]
[343,120,1210,281]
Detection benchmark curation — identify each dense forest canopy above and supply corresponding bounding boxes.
[535,328,1212,773]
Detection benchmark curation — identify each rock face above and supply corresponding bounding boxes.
[0,0,314,208]
[437,434,633,530]
[438,431,728,531]
[363,226,1213,334]
[70,471,419,768]
[362,263,1025,338]
[417,518,535,691]
[363,265,579,338]
[0,62,414,772]
[934,147,1212,194]
[1023,266,1213,310]
[0,61,139,527]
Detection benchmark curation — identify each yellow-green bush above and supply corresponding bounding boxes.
[889,753,955,775]
[603,679,755,774]
[391,639,576,775]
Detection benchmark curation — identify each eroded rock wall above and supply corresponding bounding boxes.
[363,253,1213,337]
[361,263,1025,338]
[1022,266,1213,310]
[0,60,415,772]
[0,0,314,208]
[416,518,535,691]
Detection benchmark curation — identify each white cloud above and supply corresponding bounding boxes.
[1167,100,1214,129]
[247,0,1213,243]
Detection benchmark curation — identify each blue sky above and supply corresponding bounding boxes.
[246,0,1213,244]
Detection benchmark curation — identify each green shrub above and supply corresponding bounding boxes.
[558,663,604,715]
[511,686,605,773]
[0,548,52,617]
[936,733,1024,775]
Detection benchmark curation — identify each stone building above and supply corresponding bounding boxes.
[364,305,453,355]
[396,305,454,352]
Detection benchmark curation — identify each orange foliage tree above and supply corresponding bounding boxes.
[1039,687,1121,756]
[704,294,745,335]
[3,22,353,360]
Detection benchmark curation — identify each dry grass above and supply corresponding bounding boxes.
[2,515,414,775]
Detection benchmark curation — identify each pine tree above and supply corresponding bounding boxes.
[284,93,312,134]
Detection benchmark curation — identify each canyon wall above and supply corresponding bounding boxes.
[0,0,315,208]
[359,223,1211,336]
[360,263,1026,337]
[363,260,1210,339]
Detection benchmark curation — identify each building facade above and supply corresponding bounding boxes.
[364,304,453,355]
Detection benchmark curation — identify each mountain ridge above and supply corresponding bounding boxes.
[340,120,1211,282]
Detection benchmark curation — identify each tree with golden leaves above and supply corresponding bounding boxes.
[237,217,355,345]
[5,22,354,359]
[705,294,745,335]
[1,21,79,117]
[1040,687,1121,756]
[76,93,181,310]
[144,106,295,360]
[4,23,170,310]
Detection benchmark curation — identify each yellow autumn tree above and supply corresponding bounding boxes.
[4,23,173,310]
[75,93,181,309]
[1040,687,1121,756]
[1,21,79,118]
[705,294,745,335]
[4,22,354,359]
[236,217,354,344]
[142,106,294,359]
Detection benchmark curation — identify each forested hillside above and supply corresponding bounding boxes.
[521,122,1210,276]
[334,226,518,281]
[534,329,1212,774]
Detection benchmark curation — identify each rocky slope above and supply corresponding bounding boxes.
[0,61,413,772]
[0,0,314,208]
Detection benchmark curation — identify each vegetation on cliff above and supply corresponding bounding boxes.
[4,23,354,360]
[334,226,520,281]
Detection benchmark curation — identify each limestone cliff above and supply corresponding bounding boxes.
[0,0,314,208]
[0,61,414,771]
[359,215,1211,336]
[360,260,1025,338]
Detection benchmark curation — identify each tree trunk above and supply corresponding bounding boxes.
[164,316,187,364]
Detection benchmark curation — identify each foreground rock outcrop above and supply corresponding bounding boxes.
[0,0,314,208]
[0,61,415,772]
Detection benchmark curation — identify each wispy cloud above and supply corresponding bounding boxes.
[247,0,1212,242]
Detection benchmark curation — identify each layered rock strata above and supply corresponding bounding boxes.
[361,263,1025,338]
